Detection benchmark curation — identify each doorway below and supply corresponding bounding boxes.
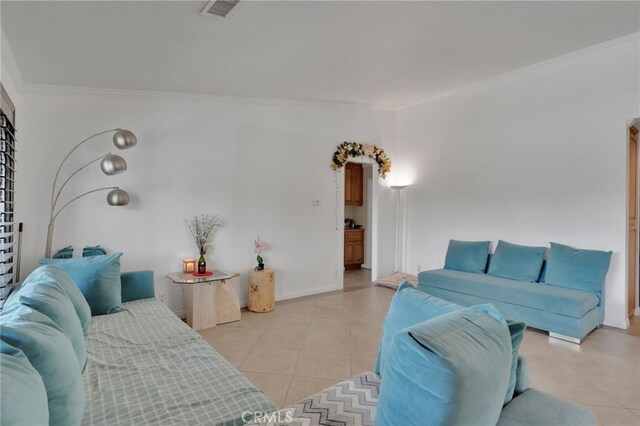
[629,123,639,318]
[342,162,376,291]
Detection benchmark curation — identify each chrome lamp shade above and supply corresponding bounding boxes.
[113,129,137,149]
[101,154,127,175]
[107,188,130,206]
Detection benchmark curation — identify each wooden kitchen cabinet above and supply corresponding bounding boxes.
[345,162,363,206]
[344,228,365,269]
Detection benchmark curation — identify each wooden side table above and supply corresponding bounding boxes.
[248,268,275,313]
[167,270,241,330]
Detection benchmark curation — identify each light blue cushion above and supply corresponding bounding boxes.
[377,305,512,426]
[497,389,595,426]
[488,240,546,282]
[121,270,156,303]
[0,304,85,426]
[377,281,525,404]
[40,253,123,315]
[18,281,87,370]
[2,285,21,310]
[544,242,612,294]
[0,341,49,426]
[20,266,91,333]
[505,320,526,404]
[419,269,599,318]
[375,281,461,375]
[444,239,490,274]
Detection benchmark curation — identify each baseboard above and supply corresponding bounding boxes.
[635,307,640,316]
[170,284,342,318]
[275,283,343,302]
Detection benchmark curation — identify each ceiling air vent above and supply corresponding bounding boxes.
[200,0,241,20]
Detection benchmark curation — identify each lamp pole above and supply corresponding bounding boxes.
[44,129,137,258]
[390,185,407,272]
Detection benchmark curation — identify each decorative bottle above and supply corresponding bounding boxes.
[198,254,206,274]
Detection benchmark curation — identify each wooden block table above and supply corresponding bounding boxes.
[248,268,275,313]
[167,270,241,330]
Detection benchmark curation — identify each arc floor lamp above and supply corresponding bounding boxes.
[45,129,137,258]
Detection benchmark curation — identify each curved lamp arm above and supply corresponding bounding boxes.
[50,153,111,220]
[49,128,121,207]
[51,186,120,224]
[45,186,127,258]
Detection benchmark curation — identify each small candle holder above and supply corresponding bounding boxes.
[182,258,196,274]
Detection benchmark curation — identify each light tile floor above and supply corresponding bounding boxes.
[198,286,640,426]
[344,268,373,291]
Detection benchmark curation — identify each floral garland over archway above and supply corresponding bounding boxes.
[330,141,391,179]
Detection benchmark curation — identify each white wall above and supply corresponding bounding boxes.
[15,88,397,314]
[397,35,640,329]
[1,30,22,123]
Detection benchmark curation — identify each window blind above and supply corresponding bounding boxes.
[0,107,16,308]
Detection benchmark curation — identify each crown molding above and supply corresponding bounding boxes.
[399,31,640,110]
[20,82,397,111]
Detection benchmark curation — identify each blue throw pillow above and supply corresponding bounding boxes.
[544,243,612,293]
[376,281,461,376]
[376,305,512,426]
[0,305,85,426]
[40,253,123,315]
[0,341,49,425]
[444,240,490,274]
[53,245,107,259]
[488,240,546,282]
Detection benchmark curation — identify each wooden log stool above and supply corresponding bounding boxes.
[248,268,275,313]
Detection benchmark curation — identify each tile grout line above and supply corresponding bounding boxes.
[281,299,317,408]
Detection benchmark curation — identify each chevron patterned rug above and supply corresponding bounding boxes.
[248,372,380,426]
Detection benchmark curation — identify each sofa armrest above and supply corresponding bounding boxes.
[121,270,155,302]
[514,355,529,396]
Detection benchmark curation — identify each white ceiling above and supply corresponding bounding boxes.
[2,1,639,106]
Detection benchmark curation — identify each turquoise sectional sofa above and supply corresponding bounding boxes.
[417,240,612,343]
[0,264,277,426]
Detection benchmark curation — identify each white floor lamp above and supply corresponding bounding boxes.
[390,185,408,273]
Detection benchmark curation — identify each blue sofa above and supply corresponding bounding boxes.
[418,267,603,343]
[1,265,277,425]
[417,240,612,343]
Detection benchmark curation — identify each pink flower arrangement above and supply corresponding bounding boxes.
[254,237,265,254]
[254,237,266,270]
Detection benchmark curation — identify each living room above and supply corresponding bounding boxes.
[1,1,639,426]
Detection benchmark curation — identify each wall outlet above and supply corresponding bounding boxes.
[160,293,166,303]
[312,199,321,206]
